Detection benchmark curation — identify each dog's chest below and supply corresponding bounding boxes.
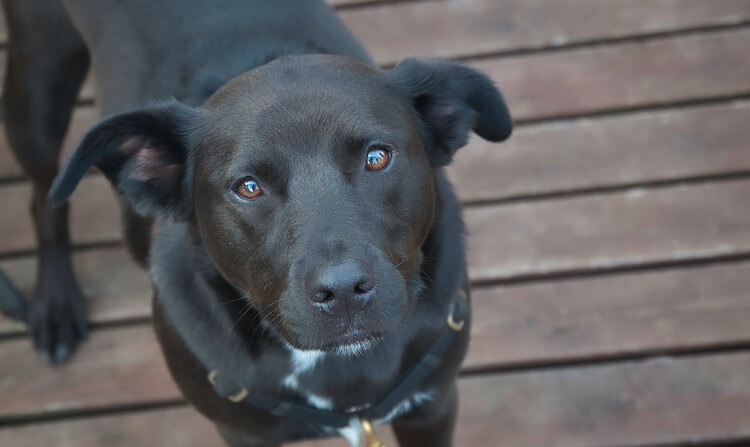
[281,349,435,447]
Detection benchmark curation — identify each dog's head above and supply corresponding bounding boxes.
[50,55,511,353]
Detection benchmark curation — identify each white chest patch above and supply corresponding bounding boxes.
[339,419,362,447]
[337,390,437,447]
[282,347,333,408]
[281,345,436,447]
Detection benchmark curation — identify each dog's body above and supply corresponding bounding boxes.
[4,0,511,445]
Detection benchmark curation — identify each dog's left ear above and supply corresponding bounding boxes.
[49,101,200,220]
[386,58,512,166]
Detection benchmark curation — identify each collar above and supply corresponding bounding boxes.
[207,290,468,441]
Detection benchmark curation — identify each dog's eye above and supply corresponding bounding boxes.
[366,147,390,171]
[233,177,263,200]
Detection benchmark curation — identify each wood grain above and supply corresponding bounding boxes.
[0,175,121,255]
[466,179,750,282]
[472,28,750,121]
[0,246,150,335]
[465,261,750,369]
[341,0,750,65]
[0,325,177,420]
[3,353,750,446]
[449,100,750,203]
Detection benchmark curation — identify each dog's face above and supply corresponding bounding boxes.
[193,58,436,351]
[50,55,512,353]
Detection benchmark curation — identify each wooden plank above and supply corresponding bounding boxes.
[455,352,750,447]
[0,325,178,420]
[449,100,750,203]
[473,28,750,121]
[0,405,361,447]
[0,407,221,447]
[0,175,121,255]
[0,246,150,335]
[341,0,750,65]
[4,259,750,418]
[466,179,750,282]
[465,261,750,369]
[3,353,750,446]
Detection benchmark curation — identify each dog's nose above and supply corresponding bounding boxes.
[305,260,375,305]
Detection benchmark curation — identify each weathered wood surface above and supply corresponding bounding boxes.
[3,353,750,447]
[0,175,120,255]
[5,260,750,418]
[473,28,750,121]
[0,326,175,420]
[465,261,750,369]
[0,247,150,335]
[466,179,750,282]
[451,100,750,203]
[341,0,750,65]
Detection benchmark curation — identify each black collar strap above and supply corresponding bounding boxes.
[207,290,468,431]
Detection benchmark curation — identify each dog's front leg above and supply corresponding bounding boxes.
[3,0,91,363]
[391,384,458,447]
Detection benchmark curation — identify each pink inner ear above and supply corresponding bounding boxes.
[435,104,460,118]
[128,143,181,184]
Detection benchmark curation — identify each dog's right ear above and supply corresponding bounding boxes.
[49,101,200,220]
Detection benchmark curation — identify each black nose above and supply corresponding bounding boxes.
[305,260,376,305]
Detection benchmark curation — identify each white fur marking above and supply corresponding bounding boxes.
[339,419,361,447]
[282,345,333,410]
[332,337,381,357]
[289,347,325,371]
[306,393,334,410]
[378,389,437,423]
[282,346,324,389]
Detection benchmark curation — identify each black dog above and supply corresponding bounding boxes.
[8,0,512,445]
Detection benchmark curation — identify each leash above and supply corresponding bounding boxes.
[207,290,468,447]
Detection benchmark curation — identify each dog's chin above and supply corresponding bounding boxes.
[322,330,384,357]
[284,329,384,357]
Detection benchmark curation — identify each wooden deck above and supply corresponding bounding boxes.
[2,0,750,445]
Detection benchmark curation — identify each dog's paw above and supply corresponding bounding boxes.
[29,274,89,363]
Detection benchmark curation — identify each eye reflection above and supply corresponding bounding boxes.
[366,147,390,171]
[234,177,263,199]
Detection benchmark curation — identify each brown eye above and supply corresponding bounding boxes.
[233,177,263,199]
[366,147,391,171]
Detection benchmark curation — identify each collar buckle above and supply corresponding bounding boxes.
[361,418,386,447]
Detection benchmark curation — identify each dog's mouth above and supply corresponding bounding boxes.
[321,329,383,356]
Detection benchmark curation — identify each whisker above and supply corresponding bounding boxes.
[228,304,254,332]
